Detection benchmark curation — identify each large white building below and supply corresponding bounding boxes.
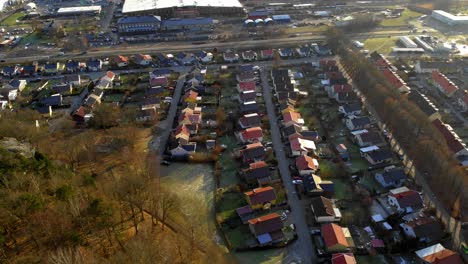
[432,10,468,26]
[122,0,244,17]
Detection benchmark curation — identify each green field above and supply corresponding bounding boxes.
[380,9,423,27]
[364,37,397,54]
[2,12,27,26]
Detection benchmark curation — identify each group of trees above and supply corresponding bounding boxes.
[0,108,229,263]
[326,27,467,221]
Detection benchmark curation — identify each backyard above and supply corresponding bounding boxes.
[380,9,423,27]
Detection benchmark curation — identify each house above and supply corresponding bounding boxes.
[381,69,410,93]
[241,161,271,184]
[331,253,357,264]
[338,103,362,117]
[52,83,73,94]
[400,216,443,243]
[431,71,459,97]
[150,68,172,78]
[353,131,385,147]
[415,243,463,264]
[5,79,27,91]
[238,90,256,103]
[178,110,202,125]
[183,90,199,102]
[245,186,277,210]
[114,55,129,67]
[432,119,468,157]
[223,50,239,63]
[84,94,101,109]
[296,155,319,175]
[133,54,153,66]
[43,62,60,74]
[320,59,338,71]
[239,113,262,129]
[290,137,316,156]
[260,49,274,60]
[303,174,334,196]
[248,213,284,245]
[242,50,257,61]
[2,66,20,77]
[117,15,161,34]
[299,131,320,142]
[408,91,441,121]
[40,94,62,107]
[363,149,393,165]
[96,71,116,89]
[323,72,347,86]
[236,205,254,224]
[239,101,259,115]
[65,60,80,73]
[170,143,197,157]
[414,60,464,74]
[141,97,161,111]
[335,92,358,103]
[296,47,313,57]
[237,81,256,92]
[345,116,372,131]
[195,51,213,63]
[457,90,468,112]
[375,167,406,188]
[370,52,393,69]
[174,124,191,145]
[237,72,256,83]
[282,111,304,127]
[327,84,352,98]
[150,76,168,87]
[240,142,266,163]
[21,65,38,76]
[87,58,102,71]
[310,196,342,223]
[239,126,263,143]
[64,75,82,87]
[177,52,197,66]
[278,48,294,58]
[8,90,17,101]
[388,187,424,213]
[321,223,350,252]
[283,123,303,138]
[336,144,349,160]
[72,106,87,123]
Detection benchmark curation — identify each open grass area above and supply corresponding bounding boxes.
[218,136,240,188]
[223,224,253,249]
[234,248,289,264]
[380,9,423,27]
[1,12,26,26]
[363,37,397,54]
[20,32,51,45]
[216,191,246,222]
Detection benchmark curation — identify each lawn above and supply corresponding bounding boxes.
[223,224,252,249]
[216,191,246,223]
[218,136,240,188]
[1,12,26,26]
[363,37,397,54]
[380,9,423,27]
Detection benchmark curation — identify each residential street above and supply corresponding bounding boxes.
[260,68,316,264]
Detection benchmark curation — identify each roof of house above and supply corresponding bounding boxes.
[333,84,352,93]
[366,149,393,161]
[404,216,443,242]
[389,188,423,210]
[44,62,58,70]
[236,205,253,216]
[241,142,266,160]
[239,102,259,114]
[358,131,384,145]
[241,127,263,141]
[350,116,371,127]
[245,186,276,205]
[332,253,357,264]
[415,244,463,264]
[238,71,255,80]
[283,124,303,137]
[409,90,438,116]
[371,52,392,68]
[341,103,361,113]
[321,223,349,248]
[239,113,261,127]
[283,111,303,124]
[432,71,459,95]
[52,83,72,94]
[240,90,257,101]
[299,130,319,140]
[382,68,406,89]
[320,59,337,68]
[432,119,465,153]
[248,213,283,236]
[238,81,256,91]
[290,137,316,152]
[261,49,273,56]
[378,168,406,184]
[175,124,190,137]
[150,76,168,86]
[161,17,213,27]
[296,155,319,171]
[311,196,335,218]
[183,90,198,100]
[87,59,102,67]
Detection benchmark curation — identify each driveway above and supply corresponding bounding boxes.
[260,68,316,264]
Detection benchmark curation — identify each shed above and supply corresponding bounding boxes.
[272,14,291,23]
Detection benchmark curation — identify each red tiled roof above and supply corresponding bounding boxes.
[283,111,302,123]
[432,71,459,95]
[432,119,465,153]
[296,155,318,171]
[248,161,268,169]
[333,84,352,93]
[245,186,276,205]
[245,142,263,149]
[261,49,273,56]
[248,212,280,225]
[150,76,168,86]
[183,90,198,100]
[321,223,349,248]
[382,68,405,89]
[332,253,357,264]
[424,249,463,264]
[239,81,256,91]
[114,55,129,63]
[175,124,190,137]
[241,126,263,141]
[248,213,283,236]
[106,71,116,79]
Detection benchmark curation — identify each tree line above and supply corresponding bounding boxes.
[325,27,467,221]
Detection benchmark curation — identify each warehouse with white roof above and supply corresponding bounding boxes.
[432,10,468,26]
[122,0,244,17]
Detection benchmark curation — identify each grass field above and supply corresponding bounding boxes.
[363,37,397,54]
[216,191,246,222]
[1,12,26,26]
[380,9,423,27]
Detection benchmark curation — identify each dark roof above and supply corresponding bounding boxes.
[8,79,22,88]
[66,60,79,68]
[243,162,270,181]
[303,174,320,193]
[161,17,213,27]
[151,68,172,76]
[341,103,362,113]
[236,205,253,216]
[52,83,72,94]
[87,59,102,67]
[245,186,276,205]
[409,91,438,116]
[181,143,196,152]
[238,64,255,73]
[239,102,259,114]
[241,143,266,160]
[44,62,58,70]
[299,131,319,141]
[358,131,384,145]
[366,149,393,162]
[311,196,335,218]
[378,168,406,184]
[248,213,283,236]
[118,15,161,24]
[142,97,160,105]
[432,119,465,153]
[350,116,371,127]
[408,217,443,242]
[22,65,36,72]
[40,94,62,107]
[283,124,303,137]
[2,66,16,74]
[248,10,269,17]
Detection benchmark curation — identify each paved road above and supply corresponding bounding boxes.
[260,68,316,264]
[157,73,187,156]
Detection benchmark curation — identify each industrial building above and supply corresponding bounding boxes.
[160,18,213,31]
[56,6,102,16]
[414,37,434,52]
[122,0,244,18]
[272,15,291,23]
[432,10,468,26]
[117,16,161,34]
[399,36,418,48]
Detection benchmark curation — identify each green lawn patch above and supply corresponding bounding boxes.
[2,12,26,26]
[380,9,423,27]
[223,224,252,249]
[216,191,246,223]
[363,37,397,55]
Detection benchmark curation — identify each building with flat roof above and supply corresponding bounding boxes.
[117,15,161,34]
[432,10,468,26]
[122,0,244,18]
[56,6,102,16]
[161,17,213,31]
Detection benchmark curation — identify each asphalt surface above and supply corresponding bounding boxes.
[260,68,316,264]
